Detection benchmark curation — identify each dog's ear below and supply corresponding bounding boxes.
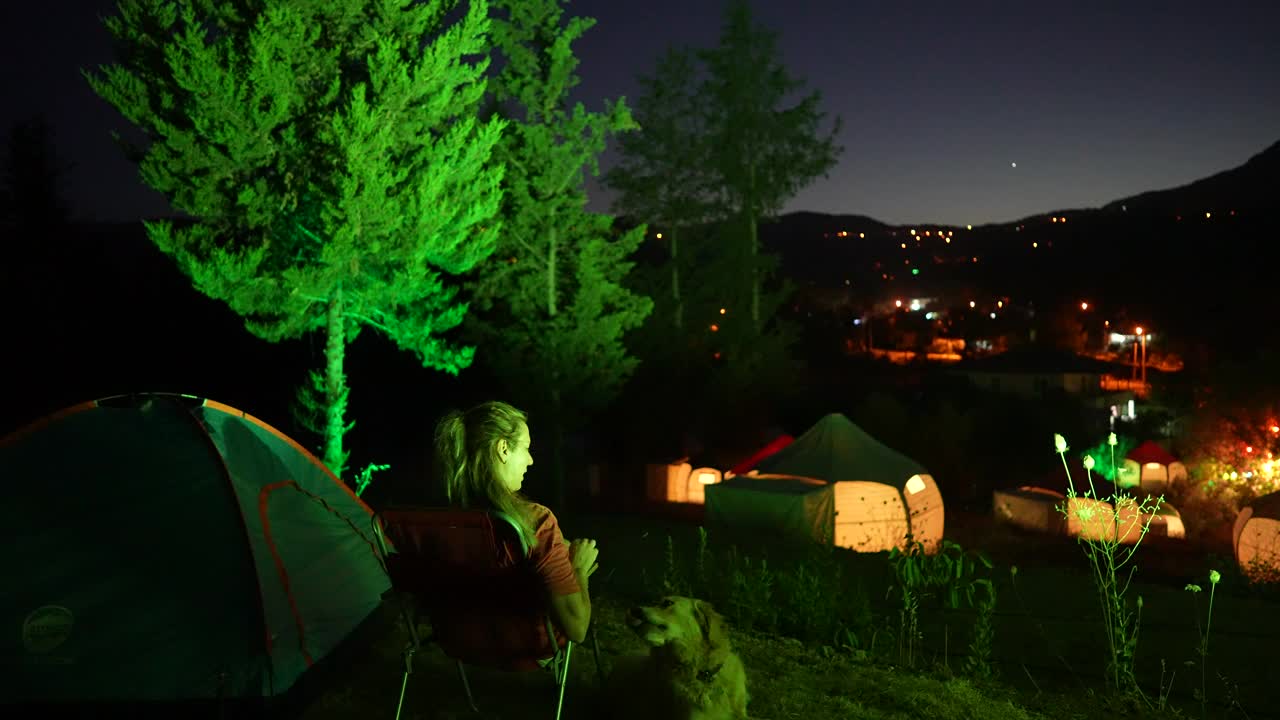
[692,599,730,667]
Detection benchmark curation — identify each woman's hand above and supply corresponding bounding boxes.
[568,538,599,578]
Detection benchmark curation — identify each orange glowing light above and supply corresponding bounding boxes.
[1080,302,1089,310]
[1135,326,1144,336]
[710,324,719,332]
[1271,425,1279,434]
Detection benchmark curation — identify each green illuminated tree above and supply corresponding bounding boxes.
[604,46,717,334]
[470,0,652,507]
[87,0,506,480]
[699,0,842,331]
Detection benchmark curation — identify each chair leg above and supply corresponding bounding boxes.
[456,660,479,714]
[555,642,573,720]
[589,624,606,687]
[394,642,416,720]
[394,668,411,720]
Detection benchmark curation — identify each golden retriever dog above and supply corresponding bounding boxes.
[604,596,748,720]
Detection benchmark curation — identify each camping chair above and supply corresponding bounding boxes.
[373,507,603,720]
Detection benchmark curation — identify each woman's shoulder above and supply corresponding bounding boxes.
[523,501,557,528]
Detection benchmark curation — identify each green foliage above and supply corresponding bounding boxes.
[887,540,997,674]
[697,0,843,221]
[1079,434,1135,483]
[660,529,872,647]
[88,0,507,483]
[353,462,390,498]
[466,0,652,506]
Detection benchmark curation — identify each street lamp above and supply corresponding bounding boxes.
[1135,327,1147,386]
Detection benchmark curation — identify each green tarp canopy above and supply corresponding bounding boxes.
[752,412,928,483]
[0,393,389,706]
[705,476,835,545]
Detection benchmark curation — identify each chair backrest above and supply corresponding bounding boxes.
[375,507,559,670]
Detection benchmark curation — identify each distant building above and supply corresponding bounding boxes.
[949,346,1145,404]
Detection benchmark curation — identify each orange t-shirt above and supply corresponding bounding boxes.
[431,503,581,668]
[527,503,582,596]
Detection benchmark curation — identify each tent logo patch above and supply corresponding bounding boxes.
[23,605,74,654]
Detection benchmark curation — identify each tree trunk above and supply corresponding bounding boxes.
[746,160,760,332]
[549,387,566,511]
[547,225,558,316]
[748,213,759,332]
[670,227,683,331]
[323,286,349,479]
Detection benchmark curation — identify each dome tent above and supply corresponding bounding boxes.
[709,413,944,552]
[1233,491,1280,582]
[0,394,389,710]
[1120,440,1187,494]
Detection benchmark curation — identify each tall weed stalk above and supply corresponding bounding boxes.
[1054,432,1163,699]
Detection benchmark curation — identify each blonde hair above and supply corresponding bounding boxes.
[433,400,535,547]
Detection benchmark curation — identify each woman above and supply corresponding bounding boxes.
[433,400,599,644]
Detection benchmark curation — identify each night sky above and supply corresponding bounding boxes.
[3,1,1277,227]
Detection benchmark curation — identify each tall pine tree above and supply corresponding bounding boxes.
[604,47,716,335]
[470,0,652,508]
[87,0,506,480]
[700,0,842,332]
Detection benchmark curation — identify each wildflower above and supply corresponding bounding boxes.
[1054,434,1068,454]
[1185,584,1202,593]
[1108,433,1118,447]
[1083,455,1095,470]
[1137,596,1144,609]
[1209,570,1221,585]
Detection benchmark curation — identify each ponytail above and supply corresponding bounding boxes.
[434,411,468,505]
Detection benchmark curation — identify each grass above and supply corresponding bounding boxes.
[294,506,1279,720]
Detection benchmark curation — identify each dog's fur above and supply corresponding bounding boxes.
[604,596,748,720]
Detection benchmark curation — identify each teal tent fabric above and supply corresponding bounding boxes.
[0,394,389,703]
[753,413,928,484]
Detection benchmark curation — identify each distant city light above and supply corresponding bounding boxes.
[901,243,907,248]
[859,232,865,239]
[1080,302,1089,310]
[969,301,976,308]
[656,232,663,239]
[910,229,916,235]
[719,308,726,314]
[966,224,973,230]
[1032,242,1038,248]
[710,324,719,332]
[1205,212,1212,219]
[910,299,922,311]
[997,301,1004,308]
[895,299,903,308]
[911,268,920,275]
[990,312,997,319]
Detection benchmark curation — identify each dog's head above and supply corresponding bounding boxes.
[627,595,731,670]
